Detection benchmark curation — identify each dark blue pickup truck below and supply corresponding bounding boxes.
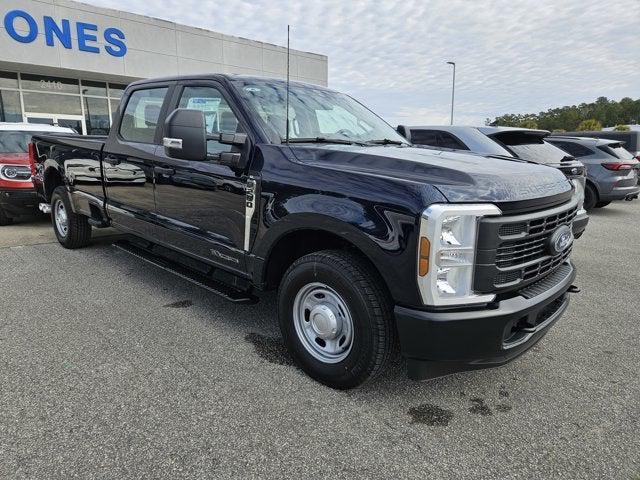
[31,75,579,388]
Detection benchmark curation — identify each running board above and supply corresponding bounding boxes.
[113,240,258,304]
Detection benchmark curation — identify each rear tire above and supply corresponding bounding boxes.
[0,207,13,226]
[595,201,611,208]
[584,184,598,211]
[277,249,395,389]
[50,186,92,249]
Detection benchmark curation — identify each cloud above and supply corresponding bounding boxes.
[83,0,640,126]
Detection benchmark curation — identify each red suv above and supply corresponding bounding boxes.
[0,123,75,225]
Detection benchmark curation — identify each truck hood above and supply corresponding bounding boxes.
[289,144,572,208]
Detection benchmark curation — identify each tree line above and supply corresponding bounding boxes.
[486,96,639,132]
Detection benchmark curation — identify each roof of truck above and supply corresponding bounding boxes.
[0,122,75,133]
[128,73,331,91]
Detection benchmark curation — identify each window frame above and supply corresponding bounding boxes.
[116,83,173,145]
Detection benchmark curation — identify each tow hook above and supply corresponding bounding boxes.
[39,203,51,214]
[568,285,581,294]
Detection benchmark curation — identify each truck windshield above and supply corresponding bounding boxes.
[231,79,408,145]
[0,131,40,153]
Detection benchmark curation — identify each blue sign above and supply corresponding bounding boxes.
[3,9,127,57]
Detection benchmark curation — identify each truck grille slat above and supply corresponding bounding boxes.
[475,200,577,294]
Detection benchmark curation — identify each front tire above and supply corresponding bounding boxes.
[584,184,598,211]
[278,250,395,389]
[0,207,12,226]
[50,186,92,249]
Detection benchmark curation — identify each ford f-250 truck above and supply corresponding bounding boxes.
[31,75,579,389]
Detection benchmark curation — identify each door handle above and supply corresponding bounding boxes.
[155,167,175,176]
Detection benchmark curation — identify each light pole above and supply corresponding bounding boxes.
[446,61,455,125]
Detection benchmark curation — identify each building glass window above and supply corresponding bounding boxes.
[108,83,127,99]
[23,92,82,115]
[0,90,22,122]
[0,72,19,89]
[110,99,121,122]
[82,80,108,97]
[84,97,110,135]
[20,73,80,94]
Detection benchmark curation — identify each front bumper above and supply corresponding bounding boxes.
[0,189,40,217]
[572,209,589,237]
[395,261,576,380]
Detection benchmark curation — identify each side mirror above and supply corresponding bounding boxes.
[163,109,207,161]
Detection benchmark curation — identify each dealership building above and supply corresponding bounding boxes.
[0,0,328,134]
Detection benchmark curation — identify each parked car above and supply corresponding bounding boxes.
[397,125,589,236]
[546,136,639,210]
[32,75,581,389]
[554,130,640,159]
[0,123,75,225]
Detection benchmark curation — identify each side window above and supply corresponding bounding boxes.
[410,129,439,146]
[120,87,168,143]
[178,86,243,156]
[552,141,592,157]
[438,132,468,150]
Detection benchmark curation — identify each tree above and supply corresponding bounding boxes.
[520,119,538,129]
[576,119,602,131]
[613,124,631,131]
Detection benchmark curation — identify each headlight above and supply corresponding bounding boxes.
[0,165,32,181]
[417,204,501,306]
[571,179,585,212]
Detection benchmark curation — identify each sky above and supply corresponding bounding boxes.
[84,0,640,127]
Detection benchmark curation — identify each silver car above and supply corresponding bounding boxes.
[397,125,590,235]
[547,136,640,210]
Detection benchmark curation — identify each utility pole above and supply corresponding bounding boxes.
[446,61,456,125]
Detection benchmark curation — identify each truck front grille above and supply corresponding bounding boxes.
[474,198,578,295]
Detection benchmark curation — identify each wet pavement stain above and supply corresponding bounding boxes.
[408,404,454,426]
[496,404,513,413]
[469,398,493,416]
[245,332,294,366]
[163,299,193,308]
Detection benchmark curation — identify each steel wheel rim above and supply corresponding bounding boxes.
[54,199,68,237]
[293,282,354,364]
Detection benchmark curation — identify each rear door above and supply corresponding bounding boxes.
[152,81,252,273]
[103,84,173,237]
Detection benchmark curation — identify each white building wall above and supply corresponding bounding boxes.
[0,0,328,86]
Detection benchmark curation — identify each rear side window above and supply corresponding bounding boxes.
[0,131,41,153]
[410,130,439,146]
[598,144,635,160]
[119,88,168,143]
[438,132,468,150]
[550,141,593,157]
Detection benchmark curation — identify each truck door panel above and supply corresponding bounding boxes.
[153,83,249,272]
[103,85,171,237]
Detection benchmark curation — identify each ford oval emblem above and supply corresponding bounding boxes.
[548,225,573,255]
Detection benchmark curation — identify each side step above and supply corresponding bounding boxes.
[113,240,258,304]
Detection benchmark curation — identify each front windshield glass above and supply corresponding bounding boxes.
[0,131,40,153]
[231,79,408,144]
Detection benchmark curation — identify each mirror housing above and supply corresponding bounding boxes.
[163,108,207,161]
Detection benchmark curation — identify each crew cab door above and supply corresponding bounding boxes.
[103,83,173,237]
[153,81,251,273]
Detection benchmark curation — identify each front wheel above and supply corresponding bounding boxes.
[50,186,92,249]
[0,207,12,226]
[278,250,395,389]
[584,184,598,211]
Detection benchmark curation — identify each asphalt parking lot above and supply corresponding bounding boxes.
[1,205,639,480]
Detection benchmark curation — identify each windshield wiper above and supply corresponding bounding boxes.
[366,138,407,146]
[284,137,363,145]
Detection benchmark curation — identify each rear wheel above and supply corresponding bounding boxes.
[595,201,611,208]
[51,186,92,249]
[278,250,395,389]
[0,207,12,226]
[584,184,598,211]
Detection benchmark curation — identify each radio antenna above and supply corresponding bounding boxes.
[285,24,290,145]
